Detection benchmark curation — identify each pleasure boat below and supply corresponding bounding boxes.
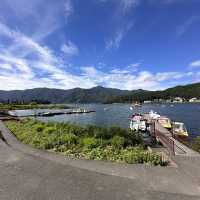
[130,113,146,131]
[132,102,142,107]
[172,122,189,137]
[149,110,160,120]
[157,116,172,129]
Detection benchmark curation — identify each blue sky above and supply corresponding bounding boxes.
[0,0,200,90]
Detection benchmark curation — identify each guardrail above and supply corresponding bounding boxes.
[150,121,175,156]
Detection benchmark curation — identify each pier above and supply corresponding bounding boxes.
[8,109,96,117]
[144,114,199,156]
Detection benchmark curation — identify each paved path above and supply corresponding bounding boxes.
[0,121,200,200]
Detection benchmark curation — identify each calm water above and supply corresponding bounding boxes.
[12,103,200,139]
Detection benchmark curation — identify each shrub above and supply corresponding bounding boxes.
[44,127,57,135]
[35,124,45,132]
[60,134,77,146]
[81,137,98,149]
[111,136,125,149]
[192,136,200,153]
[5,119,167,166]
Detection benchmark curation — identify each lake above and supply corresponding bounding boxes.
[12,103,200,139]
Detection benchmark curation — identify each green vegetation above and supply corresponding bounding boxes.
[192,136,200,153]
[0,83,200,103]
[0,103,71,111]
[106,83,200,103]
[5,119,167,166]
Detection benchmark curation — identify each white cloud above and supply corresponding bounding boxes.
[100,0,139,14]
[64,0,74,17]
[80,66,193,90]
[127,62,142,72]
[1,0,74,41]
[61,41,79,56]
[119,0,140,14]
[0,20,196,91]
[106,31,124,49]
[189,60,200,69]
[176,16,200,36]
[106,22,133,49]
[0,22,92,90]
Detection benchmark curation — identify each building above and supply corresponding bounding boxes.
[189,98,200,103]
[173,97,184,103]
[144,100,152,104]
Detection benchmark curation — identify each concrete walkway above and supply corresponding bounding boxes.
[0,121,200,200]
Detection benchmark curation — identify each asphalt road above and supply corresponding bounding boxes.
[0,121,200,200]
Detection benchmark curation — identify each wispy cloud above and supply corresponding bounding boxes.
[106,22,134,49]
[0,22,93,90]
[100,0,139,14]
[1,0,74,41]
[127,62,142,72]
[100,0,137,50]
[118,0,140,14]
[80,66,193,90]
[189,60,200,69]
[0,21,195,91]
[176,16,200,36]
[61,41,79,56]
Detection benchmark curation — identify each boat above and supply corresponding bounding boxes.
[132,102,142,107]
[157,116,172,129]
[130,113,146,131]
[148,110,160,119]
[172,122,189,137]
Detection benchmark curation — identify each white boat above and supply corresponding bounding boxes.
[149,110,160,119]
[131,102,142,107]
[130,114,146,131]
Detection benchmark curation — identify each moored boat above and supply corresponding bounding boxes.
[130,113,146,131]
[132,102,142,107]
[157,116,172,129]
[148,110,160,120]
[172,122,189,137]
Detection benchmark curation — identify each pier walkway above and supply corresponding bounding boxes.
[144,114,199,156]
[154,121,199,156]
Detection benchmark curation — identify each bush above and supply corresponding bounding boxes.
[81,137,98,149]
[35,124,45,132]
[60,134,77,146]
[192,136,200,152]
[5,119,167,166]
[111,136,125,149]
[44,127,57,135]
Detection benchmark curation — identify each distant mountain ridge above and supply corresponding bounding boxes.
[0,83,199,103]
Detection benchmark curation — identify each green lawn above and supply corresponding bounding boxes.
[5,119,167,166]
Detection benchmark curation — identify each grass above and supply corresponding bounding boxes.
[5,119,168,166]
[192,136,200,153]
[0,103,71,110]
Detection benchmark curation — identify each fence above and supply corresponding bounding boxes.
[150,121,175,156]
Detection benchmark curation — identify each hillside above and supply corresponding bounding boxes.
[0,83,199,103]
[0,86,132,103]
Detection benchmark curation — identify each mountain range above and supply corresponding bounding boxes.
[0,83,200,103]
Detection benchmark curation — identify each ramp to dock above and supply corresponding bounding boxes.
[154,122,199,156]
[144,114,199,156]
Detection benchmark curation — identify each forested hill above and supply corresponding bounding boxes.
[0,83,199,104]
[0,86,132,103]
[109,83,200,103]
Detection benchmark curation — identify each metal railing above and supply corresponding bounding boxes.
[150,121,175,156]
